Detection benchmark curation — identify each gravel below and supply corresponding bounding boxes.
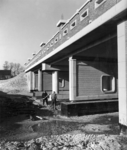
[0,133,122,150]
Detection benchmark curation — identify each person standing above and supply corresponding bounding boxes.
[42,91,49,106]
[51,91,57,110]
[41,91,45,106]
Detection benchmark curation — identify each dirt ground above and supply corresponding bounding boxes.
[0,74,127,149]
[0,107,120,141]
[0,98,127,149]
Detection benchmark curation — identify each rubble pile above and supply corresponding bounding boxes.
[0,133,121,150]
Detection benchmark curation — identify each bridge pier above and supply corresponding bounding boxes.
[117,20,127,135]
[26,71,33,92]
[38,69,42,91]
[32,72,36,91]
[69,57,76,101]
[52,71,58,94]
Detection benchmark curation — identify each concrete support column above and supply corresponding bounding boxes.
[38,69,42,91]
[69,56,77,101]
[32,72,35,91]
[52,71,58,94]
[117,20,127,135]
[26,71,33,92]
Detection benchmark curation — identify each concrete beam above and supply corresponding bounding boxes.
[51,65,69,71]
[42,63,69,71]
[42,63,59,71]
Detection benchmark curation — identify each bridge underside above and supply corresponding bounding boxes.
[28,20,119,100]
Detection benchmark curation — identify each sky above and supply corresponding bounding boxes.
[0,0,86,69]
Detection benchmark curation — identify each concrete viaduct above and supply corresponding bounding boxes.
[25,0,127,134]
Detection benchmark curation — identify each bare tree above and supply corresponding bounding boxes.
[3,61,24,77]
[9,62,14,71]
[3,61,10,70]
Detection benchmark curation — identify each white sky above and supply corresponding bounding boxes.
[0,0,86,69]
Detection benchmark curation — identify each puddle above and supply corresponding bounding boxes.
[31,120,85,136]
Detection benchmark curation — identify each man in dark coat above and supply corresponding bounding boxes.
[42,91,49,106]
[51,91,57,110]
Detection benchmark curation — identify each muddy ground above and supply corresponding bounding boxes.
[0,95,127,149]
